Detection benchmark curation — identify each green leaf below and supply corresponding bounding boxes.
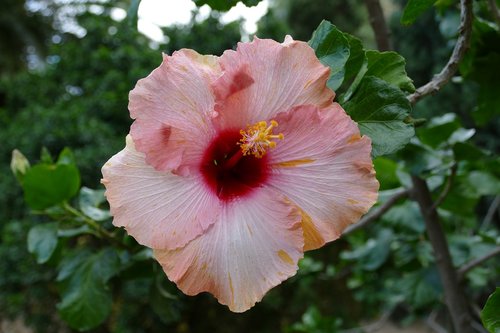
[309,21,350,90]
[40,147,54,164]
[78,187,111,221]
[341,229,394,271]
[448,128,475,145]
[453,142,487,162]
[417,113,460,148]
[342,34,365,86]
[57,147,76,165]
[481,288,500,333]
[127,0,140,27]
[460,18,500,125]
[466,171,500,196]
[193,0,261,11]
[58,225,93,238]
[373,157,400,190]
[343,76,414,157]
[383,201,425,234]
[398,143,444,175]
[149,279,182,324]
[401,0,436,25]
[57,248,120,331]
[399,268,442,308]
[27,222,58,264]
[441,181,480,216]
[22,163,80,210]
[364,51,415,92]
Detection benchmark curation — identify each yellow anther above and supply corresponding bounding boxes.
[238,120,284,158]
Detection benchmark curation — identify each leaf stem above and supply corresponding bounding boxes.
[431,163,457,211]
[62,202,116,241]
[458,246,500,280]
[343,189,409,236]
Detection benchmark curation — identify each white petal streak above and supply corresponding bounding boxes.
[154,189,304,312]
[101,135,221,250]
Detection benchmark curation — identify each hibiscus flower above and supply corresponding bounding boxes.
[101,36,379,312]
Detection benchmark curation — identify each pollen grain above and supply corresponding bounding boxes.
[239,120,284,158]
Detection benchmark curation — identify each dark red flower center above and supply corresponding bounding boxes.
[200,129,270,201]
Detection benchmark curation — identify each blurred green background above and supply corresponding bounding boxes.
[1,0,499,332]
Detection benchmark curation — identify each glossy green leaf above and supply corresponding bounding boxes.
[40,147,54,164]
[453,142,486,161]
[373,157,400,190]
[466,171,500,196]
[23,163,80,210]
[481,288,500,333]
[341,229,394,271]
[309,21,350,90]
[193,0,261,11]
[365,51,415,92]
[22,148,80,210]
[342,34,365,86]
[78,187,110,221]
[399,268,442,308]
[343,76,414,157]
[57,147,77,165]
[58,225,93,238]
[27,222,58,264]
[417,113,460,148]
[57,248,120,331]
[384,201,425,233]
[150,279,182,324]
[448,128,475,145]
[441,181,480,216]
[460,19,500,126]
[401,0,436,25]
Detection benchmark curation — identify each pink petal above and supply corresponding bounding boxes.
[154,189,304,312]
[101,135,222,250]
[269,104,379,250]
[214,36,334,129]
[129,50,220,174]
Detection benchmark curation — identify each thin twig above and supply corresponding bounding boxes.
[471,320,489,333]
[470,303,489,333]
[458,246,500,280]
[411,176,474,333]
[431,163,457,210]
[407,0,473,104]
[343,189,409,236]
[364,0,393,51]
[339,309,393,333]
[481,195,500,229]
[425,309,447,333]
[487,0,500,25]
[62,202,117,242]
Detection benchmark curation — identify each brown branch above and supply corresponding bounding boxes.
[458,246,500,280]
[431,163,457,210]
[487,0,500,25]
[343,189,409,236]
[407,0,473,105]
[364,0,393,51]
[411,176,474,333]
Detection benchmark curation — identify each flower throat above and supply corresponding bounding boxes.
[200,120,283,201]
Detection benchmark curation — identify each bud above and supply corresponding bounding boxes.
[11,149,30,182]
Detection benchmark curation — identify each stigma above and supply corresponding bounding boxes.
[239,120,284,158]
